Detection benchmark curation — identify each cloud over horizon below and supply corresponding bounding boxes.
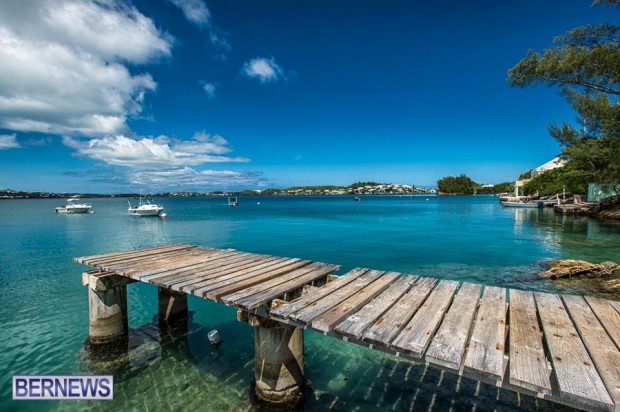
[0,0,172,137]
[63,133,250,168]
[242,57,285,83]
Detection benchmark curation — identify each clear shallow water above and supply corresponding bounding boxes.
[1,195,619,411]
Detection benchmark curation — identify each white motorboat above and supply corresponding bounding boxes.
[500,200,543,208]
[228,197,238,207]
[55,197,93,214]
[128,195,164,216]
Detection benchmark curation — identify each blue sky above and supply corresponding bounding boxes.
[0,0,614,193]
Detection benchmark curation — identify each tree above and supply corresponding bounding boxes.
[508,1,620,186]
[437,174,477,194]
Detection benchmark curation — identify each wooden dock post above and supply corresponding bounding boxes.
[242,312,305,405]
[83,271,133,345]
[158,287,188,323]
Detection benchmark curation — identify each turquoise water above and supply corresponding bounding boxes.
[1,195,619,411]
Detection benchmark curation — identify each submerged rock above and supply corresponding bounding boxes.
[538,259,620,279]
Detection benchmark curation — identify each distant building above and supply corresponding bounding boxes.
[514,156,566,197]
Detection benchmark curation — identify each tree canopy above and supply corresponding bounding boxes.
[437,174,477,194]
[508,0,620,186]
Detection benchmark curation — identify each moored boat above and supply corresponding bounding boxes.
[500,199,543,208]
[128,195,164,216]
[55,197,93,214]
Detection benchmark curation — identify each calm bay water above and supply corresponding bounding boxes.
[1,195,619,411]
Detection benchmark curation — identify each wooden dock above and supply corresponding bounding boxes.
[75,244,620,411]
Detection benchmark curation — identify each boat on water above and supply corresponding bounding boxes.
[127,195,164,216]
[228,197,238,207]
[500,199,543,208]
[55,197,93,214]
[353,197,361,202]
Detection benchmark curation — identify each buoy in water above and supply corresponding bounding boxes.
[257,202,260,205]
[160,213,168,219]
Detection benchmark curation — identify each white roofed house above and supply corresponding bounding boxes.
[513,156,567,197]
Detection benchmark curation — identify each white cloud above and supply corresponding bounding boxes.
[0,134,21,150]
[129,167,264,189]
[242,57,285,83]
[203,82,217,99]
[169,0,210,28]
[0,0,172,136]
[63,133,249,168]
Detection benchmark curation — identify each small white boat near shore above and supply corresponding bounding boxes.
[500,199,543,208]
[55,197,93,214]
[128,195,164,217]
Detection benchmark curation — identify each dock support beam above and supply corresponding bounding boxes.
[241,312,304,405]
[158,287,188,323]
[83,271,132,346]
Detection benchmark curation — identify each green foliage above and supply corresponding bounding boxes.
[518,170,533,180]
[522,166,587,196]
[508,2,620,185]
[437,174,477,194]
[260,188,281,195]
[477,182,513,194]
[285,185,345,191]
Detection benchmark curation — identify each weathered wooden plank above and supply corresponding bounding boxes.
[391,280,459,358]
[154,252,262,288]
[312,271,401,333]
[270,268,369,320]
[586,297,620,351]
[95,247,205,273]
[463,286,507,384]
[201,260,314,300]
[289,270,386,326]
[74,244,189,264]
[507,289,551,395]
[534,292,613,410]
[223,264,341,309]
[138,250,240,282]
[170,254,282,291]
[335,275,418,340]
[362,276,437,346]
[609,300,620,314]
[563,294,620,409]
[179,257,304,294]
[82,244,196,266]
[425,282,482,371]
[115,248,221,279]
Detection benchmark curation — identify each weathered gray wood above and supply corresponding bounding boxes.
[463,286,507,384]
[563,294,620,409]
[167,254,277,291]
[391,280,459,358]
[507,289,551,395]
[311,271,401,332]
[289,270,386,325]
[157,253,269,289]
[160,254,281,290]
[82,244,197,266]
[96,247,206,273]
[534,292,614,410]
[362,277,437,346]
[270,268,369,320]
[335,275,418,340]
[75,244,191,264]
[201,260,314,301]
[139,250,241,282]
[586,297,620,351]
[223,264,341,309]
[425,282,481,371]
[180,258,302,294]
[609,300,620,314]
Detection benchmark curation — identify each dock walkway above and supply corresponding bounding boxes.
[75,244,620,411]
